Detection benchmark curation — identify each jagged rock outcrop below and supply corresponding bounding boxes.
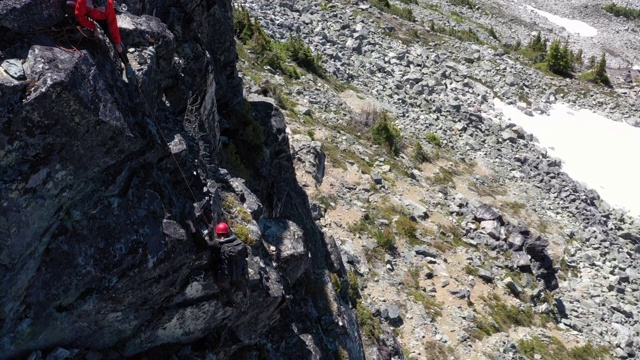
[0,0,363,359]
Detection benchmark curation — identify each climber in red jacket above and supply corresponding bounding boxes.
[67,0,123,53]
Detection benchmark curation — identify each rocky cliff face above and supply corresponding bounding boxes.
[0,1,363,359]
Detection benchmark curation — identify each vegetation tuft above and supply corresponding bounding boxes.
[369,0,416,22]
[603,3,640,20]
[396,215,420,245]
[449,0,477,9]
[577,52,611,86]
[424,133,442,147]
[233,5,324,79]
[370,112,403,156]
[412,141,431,164]
[429,21,483,44]
[517,335,612,360]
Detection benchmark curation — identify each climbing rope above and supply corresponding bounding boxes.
[127,58,214,228]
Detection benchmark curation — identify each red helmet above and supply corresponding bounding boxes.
[215,222,230,235]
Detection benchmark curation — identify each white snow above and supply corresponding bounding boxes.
[494,100,640,217]
[527,5,598,37]
[633,65,640,70]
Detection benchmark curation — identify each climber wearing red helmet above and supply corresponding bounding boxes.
[215,222,230,236]
[67,0,123,53]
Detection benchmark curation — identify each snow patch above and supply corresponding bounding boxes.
[494,100,640,217]
[527,6,598,37]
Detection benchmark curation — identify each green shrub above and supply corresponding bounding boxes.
[373,228,396,252]
[425,132,442,147]
[486,26,499,40]
[424,340,454,360]
[371,113,402,156]
[594,52,611,86]
[449,0,477,9]
[518,32,547,63]
[518,335,611,360]
[578,52,610,86]
[409,289,443,318]
[428,21,483,44]
[347,271,360,305]
[233,223,255,246]
[471,293,535,339]
[370,0,415,22]
[396,215,420,245]
[356,302,383,343]
[603,3,640,20]
[545,39,573,77]
[283,33,326,78]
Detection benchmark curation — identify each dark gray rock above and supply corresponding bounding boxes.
[0,0,66,32]
[449,288,471,300]
[476,269,494,282]
[260,218,310,285]
[506,232,526,251]
[1,59,25,80]
[474,204,502,222]
[414,245,438,258]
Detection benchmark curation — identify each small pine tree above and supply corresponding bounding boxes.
[574,48,584,65]
[546,39,572,76]
[594,52,610,86]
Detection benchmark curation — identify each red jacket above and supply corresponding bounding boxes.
[75,0,121,45]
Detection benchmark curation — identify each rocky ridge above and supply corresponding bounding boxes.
[237,0,640,358]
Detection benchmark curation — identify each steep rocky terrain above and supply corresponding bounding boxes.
[2,0,640,359]
[235,0,640,358]
[1,0,362,359]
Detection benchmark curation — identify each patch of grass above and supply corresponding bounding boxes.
[518,336,612,360]
[356,302,384,344]
[537,219,550,234]
[503,201,526,216]
[449,0,477,9]
[486,25,499,40]
[464,265,479,276]
[330,273,342,294]
[603,3,640,20]
[425,132,442,147]
[448,11,465,23]
[424,340,454,360]
[409,289,443,318]
[347,271,360,305]
[234,5,325,79]
[432,167,455,186]
[471,293,541,339]
[259,82,297,110]
[532,62,557,77]
[322,142,348,170]
[233,223,256,246]
[428,21,483,44]
[373,228,396,251]
[370,0,415,22]
[314,193,338,210]
[396,215,420,245]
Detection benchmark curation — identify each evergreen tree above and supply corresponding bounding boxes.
[594,52,611,86]
[574,48,584,66]
[546,39,572,76]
